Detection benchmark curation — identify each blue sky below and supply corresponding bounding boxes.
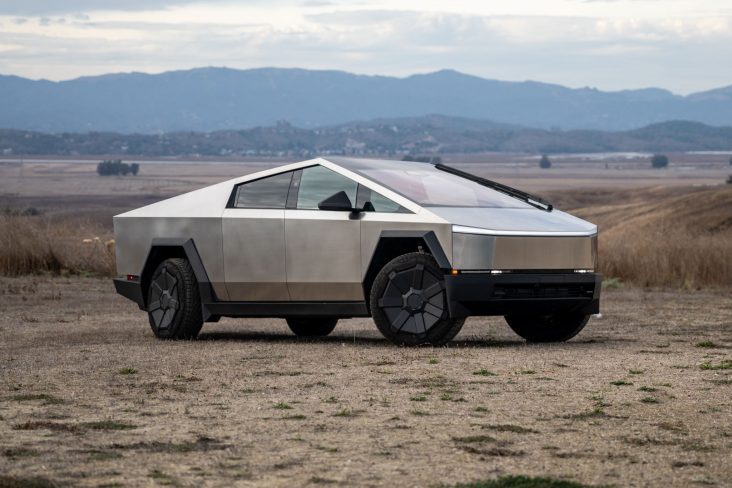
[0,0,730,93]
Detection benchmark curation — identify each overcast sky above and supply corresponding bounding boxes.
[0,0,730,94]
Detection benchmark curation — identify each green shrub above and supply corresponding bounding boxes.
[97,159,139,176]
[651,154,668,168]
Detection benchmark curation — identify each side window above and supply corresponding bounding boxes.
[356,184,408,213]
[296,165,358,210]
[232,171,293,209]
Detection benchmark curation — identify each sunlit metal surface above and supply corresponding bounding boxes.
[114,157,600,302]
[443,207,597,235]
[222,208,288,300]
[452,233,496,270]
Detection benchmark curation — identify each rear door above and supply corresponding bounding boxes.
[222,171,293,301]
[284,165,362,301]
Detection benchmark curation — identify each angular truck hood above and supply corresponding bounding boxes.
[425,207,597,236]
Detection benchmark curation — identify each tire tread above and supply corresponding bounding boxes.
[147,258,203,340]
[370,252,464,346]
[286,317,338,337]
[505,313,589,343]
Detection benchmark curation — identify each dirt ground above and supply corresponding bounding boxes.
[1,277,730,487]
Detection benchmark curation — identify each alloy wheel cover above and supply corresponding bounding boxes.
[148,266,180,330]
[378,263,446,334]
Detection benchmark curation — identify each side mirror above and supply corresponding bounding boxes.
[318,191,356,212]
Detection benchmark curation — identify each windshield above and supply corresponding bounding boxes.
[357,167,534,208]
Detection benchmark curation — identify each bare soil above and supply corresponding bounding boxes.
[1,277,730,487]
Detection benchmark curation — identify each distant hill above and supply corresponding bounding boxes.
[1,115,731,156]
[1,67,732,133]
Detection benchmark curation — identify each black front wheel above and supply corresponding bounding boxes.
[370,252,464,346]
[286,317,338,337]
[147,258,203,340]
[505,312,590,343]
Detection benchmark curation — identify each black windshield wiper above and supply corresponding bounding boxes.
[434,163,553,212]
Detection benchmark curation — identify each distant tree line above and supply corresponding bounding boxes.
[3,206,41,216]
[3,120,732,157]
[401,155,442,164]
[97,159,139,176]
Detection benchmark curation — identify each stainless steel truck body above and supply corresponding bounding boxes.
[113,157,600,345]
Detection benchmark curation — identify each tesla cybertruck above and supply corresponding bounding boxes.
[113,157,600,345]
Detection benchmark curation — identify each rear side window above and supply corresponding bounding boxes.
[296,165,358,210]
[232,171,293,209]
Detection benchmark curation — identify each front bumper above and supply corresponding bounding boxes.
[445,272,601,318]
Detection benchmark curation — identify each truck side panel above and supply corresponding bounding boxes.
[113,216,228,300]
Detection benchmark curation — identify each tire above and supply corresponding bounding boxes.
[286,317,338,337]
[147,258,203,340]
[370,252,465,346]
[505,312,590,343]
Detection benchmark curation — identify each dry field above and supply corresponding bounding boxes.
[2,154,731,286]
[1,155,731,486]
[1,277,731,487]
[554,185,732,287]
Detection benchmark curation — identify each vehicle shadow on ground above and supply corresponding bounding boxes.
[196,331,611,348]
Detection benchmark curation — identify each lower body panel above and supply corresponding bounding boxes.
[445,272,601,318]
[205,301,369,319]
[113,278,145,310]
[115,272,601,321]
[113,277,368,320]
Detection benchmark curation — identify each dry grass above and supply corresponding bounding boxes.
[571,186,732,287]
[0,214,114,276]
[600,231,730,287]
[1,185,730,287]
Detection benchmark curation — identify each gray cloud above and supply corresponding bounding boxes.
[1,6,730,93]
[0,0,249,15]
[300,1,335,6]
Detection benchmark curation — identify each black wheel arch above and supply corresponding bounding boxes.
[140,238,217,320]
[361,230,451,309]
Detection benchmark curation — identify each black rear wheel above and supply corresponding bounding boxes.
[286,317,338,337]
[370,252,464,346]
[505,312,590,343]
[147,258,203,340]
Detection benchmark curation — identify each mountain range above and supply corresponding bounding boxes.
[2,67,732,133]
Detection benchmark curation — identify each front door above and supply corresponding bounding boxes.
[222,171,293,301]
[285,165,362,301]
